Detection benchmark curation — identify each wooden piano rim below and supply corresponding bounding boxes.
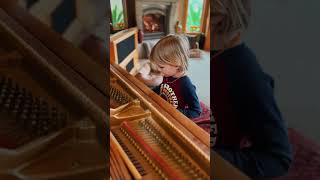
[110,132,141,180]
[110,64,210,156]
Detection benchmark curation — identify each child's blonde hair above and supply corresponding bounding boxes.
[150,34,189,73]
[213,0,251,34]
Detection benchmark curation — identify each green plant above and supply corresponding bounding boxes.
[187,0,203,32]
[111,5,124,29]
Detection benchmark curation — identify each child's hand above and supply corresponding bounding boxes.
[139,62,151,75]
[135,62,163,87]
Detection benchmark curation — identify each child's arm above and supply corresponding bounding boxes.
[179,77,202,118]
[135,72,163,87]
[135,62,163,87]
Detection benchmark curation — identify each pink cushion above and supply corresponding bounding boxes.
[192,101,211,133]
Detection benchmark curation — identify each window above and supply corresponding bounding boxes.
[110,0,126,30]
[186,0,204,32]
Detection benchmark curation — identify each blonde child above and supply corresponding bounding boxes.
[139,35,201,118]
[212,0,292,179]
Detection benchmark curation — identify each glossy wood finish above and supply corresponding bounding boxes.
[110,63,210,179]
[112,64,210,149]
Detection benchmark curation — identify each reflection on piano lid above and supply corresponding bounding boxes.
[0,3,107,179]
[110,64,210,179]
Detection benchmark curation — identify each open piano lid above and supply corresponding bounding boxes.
[0,2,107,179]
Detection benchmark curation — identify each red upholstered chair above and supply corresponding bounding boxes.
[192,101,211,134]
[271,128,320,180]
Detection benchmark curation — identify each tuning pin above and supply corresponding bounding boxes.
[11,102,21,116]
[39,102,49,114]
[30,105,39,118]
[18,110,28,124]
[21,100,31,113]
[3,96,13,109]
[23,97,32,109]
[17,98,31,121]
[29,111,37,122]
[28,111,39,133]
[8,92,19,112]
[13,84,19,95]
[190,171,198,179]
[0,86,6,97]
[40,100,49,111]
[42,125,49,135]
[14,89,23,105]
[30,117,37,127]
[195,168,201,176]
[0,92,6,106]
[50,107,58,120]
[7,91,14,100]
[160,172,166,179]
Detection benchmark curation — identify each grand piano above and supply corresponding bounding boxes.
[0,2,107,179]
[109,26,249,180]
[109,28,210,179]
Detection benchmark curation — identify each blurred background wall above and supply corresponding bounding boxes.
[245,0,320,143]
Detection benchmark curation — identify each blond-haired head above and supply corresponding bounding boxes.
[212,0,251,34]
[150,34,189,73]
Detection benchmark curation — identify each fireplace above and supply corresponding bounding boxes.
[143,14,165,33]
[136,0,178,40]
